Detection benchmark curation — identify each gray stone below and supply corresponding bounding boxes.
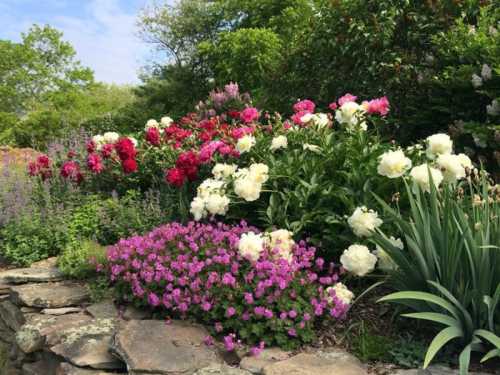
[16,327,45,353]
[0,284,11,294]
[194,364,253,375]
[122,305,151,320]
[0,300,26,331]
[42,307,82,316]
[240,348,291,374]
[21,352,62,375]
[0,267,62,284]
[86,300,118,319]
[391,365,493,375]
[0,317,15,343]
[30,257,58,269]
[112,320,221,374]
[10,282,89,308]
[51,334,123,370]
[262,352,368,375]
[57,362,124,374]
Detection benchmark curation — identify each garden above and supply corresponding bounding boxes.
[0,1,499,375]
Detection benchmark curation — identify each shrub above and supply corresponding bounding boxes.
[105,221,350,350]
[58,240,107,279]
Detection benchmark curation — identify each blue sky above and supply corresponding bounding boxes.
[0,0,160,84]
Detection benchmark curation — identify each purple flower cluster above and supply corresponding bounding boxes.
[105,221,349,349]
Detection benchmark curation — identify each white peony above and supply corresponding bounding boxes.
[161,116,174,127]
[92,135,105,150]
[267,229,295,262]
[486,99,500,116]
[270,135,288,151]
[103,132,120,144]
[145,119,160,131]
[457,153,472,169]
[377,150,412,178]
[471,74,483,88]
[481,64,492,81]
[313,113,330,128]
[303,143,321,153]
[374,236,403,272]
[236,135,256,154]
[197,178,225,198]
[426,133,453,159]
[436,154,467,182]
[212,163,237,180]
[234,177,262,202]
[348,206,383,237]
[238,232,265,261]
[205,194,230,216]
[300,113,314,123]
[335,102,367,131]
[190,197,206,221]
[409,164,444,192]
[326,283,355,305]
[340,244,377,277]
[249,163,269,184]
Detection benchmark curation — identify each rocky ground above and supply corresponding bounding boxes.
[0,259,496,375]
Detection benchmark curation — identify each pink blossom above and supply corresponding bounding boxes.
[293,99,315,113]
[338,93,358,106]
[364,96,390,116]
[240,107,259,123]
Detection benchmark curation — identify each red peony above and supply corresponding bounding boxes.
[87,153,104,174]
[36,155,50,169]
[122,158,138,174]
[101,143,114,159]
[67,150,77,159]
[60,161,81,182]
[176,151,199,170]
[115,138,137,161]
[86,141,96,154]
[145,127,161,146]
[27,162,39,176]
[165,167,186,187]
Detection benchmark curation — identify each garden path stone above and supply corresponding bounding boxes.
[0,300,25,331]
[10,281,89,308]
[262,352,368,375]
[240,348,291,374]
[122,305,151,320]
[86,300,118,319]
[194,364,253,375]
[30,257,58,268]
[0,267,62,284]
[112,319,221,374]
[50,318,122,370]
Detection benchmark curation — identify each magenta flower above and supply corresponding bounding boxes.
[240,107,259,123]
[338,93,358,106]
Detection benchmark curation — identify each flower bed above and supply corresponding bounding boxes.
[105,221,349,350]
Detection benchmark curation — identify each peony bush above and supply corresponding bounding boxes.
[105,221,349,350]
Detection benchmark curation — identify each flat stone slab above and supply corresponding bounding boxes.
[57,362,125,374]
[86,300,118,319]
[262,352,368,375]
[392,365,492,375]
[30,257,58,268]
[42,307,83,316]
[0,300,25,331]
[112,320,221,374]
[240,348,291,374]
[0,267,62,284]
[10,281,89,308]
[194,364,252,375]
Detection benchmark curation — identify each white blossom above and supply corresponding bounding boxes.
[340,244,377,277]
[471,74,483,88]
[486,99,500,116]
[238,232,265,261]
[190,197,206,221]
[348,206,383,237]
[409,164,444,193]
[335,102,367,131]
[436,154,467,182]
[270,135,288,151]
[236,135,256,154]
[103,132,120,144]
[377,150,412,178]
[249,163,269,184]
[303,143,321,153]
[145,119,160,131]
[212,163,237,180]
[481,64,492,81]
[161,116,174,127]
[326,283,355,305]
[426,133,453,159]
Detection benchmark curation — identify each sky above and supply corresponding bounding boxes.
[0,0,159,84]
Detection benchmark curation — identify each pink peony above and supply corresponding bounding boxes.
[364,96,390,116]
[338,93,358,106]
[293,99,315,114]
[240,107,259,124]
[87,153,104,174]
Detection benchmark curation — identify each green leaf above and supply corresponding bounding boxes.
[423,326,463,368]
[458,344,472,375]
[401,312,458,327]
[481,348,500,362]
[474,330,500,349]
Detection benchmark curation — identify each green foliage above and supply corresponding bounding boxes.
[88,275,114,303]
[0,212,69,266]
[373,174,500,372]
[389,334,429,368]
[350,321,392,362]
[58,240,107,279]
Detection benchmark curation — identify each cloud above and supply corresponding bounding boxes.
[0,0,149,85]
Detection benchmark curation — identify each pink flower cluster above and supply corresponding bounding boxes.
[27,154,52,180]
[291,99,316,125]
[105,221,349,349]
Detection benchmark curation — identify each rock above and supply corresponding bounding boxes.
[112,320,221,374]
[20,307,39,314]
[10,282,89,308]
[0,267,62,284]
[21,352,61,375]
[240,348,291,374]
[42,307,82,316]
[262,352,368,375]
[0,317,15,343]
[30,258,58,269]
[86,300,118,319]
[194,364,253,375]
[0,284,11,294]
[51,335,123,370]
[16,327,45,353]
[57,362,124,374]
[391,365,492,375]
[122,305,151,320]
[0,300,25,331]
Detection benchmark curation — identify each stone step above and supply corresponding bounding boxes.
[0,267,63,285]
[10,282,89,308]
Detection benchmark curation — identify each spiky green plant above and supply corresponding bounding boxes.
[372,172,500,374]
